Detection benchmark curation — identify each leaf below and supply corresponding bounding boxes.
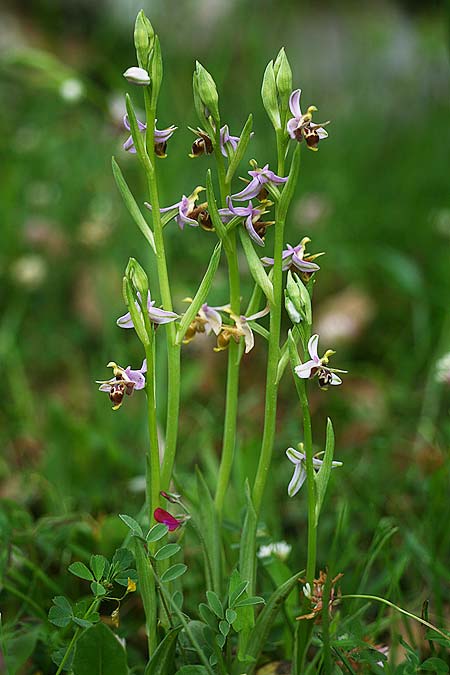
[198,603,218,631]
[177,242,222,343]
[235,482,258,657]
[69,561,94,581]
[72,617,94,629]
[154,543,181,561]
[112,157,156,253]
[420,657,449,672]
[225,113,253,182]
[229,580,248,608]
[90,581,107,597]
[119,513,144,538]
[238,228,274,305]
[205,170,227,241]
[226,608,237,623]
[175,667,209,675]
[90,554,108,581]
[206,590,224,619]
[48,595,73,627]
[2,625,40,674]
[72,622,128,675]
[193,468,222,594]
[146,523,169,543]
[234,596,265,608]
[244,570,304,675]
[219,620,230,636]
[145,625,182,675]
[160,563,188,583]
[314,418,336,526]
[112,547,134,572]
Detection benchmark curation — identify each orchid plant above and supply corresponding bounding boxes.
[50,10,438,675]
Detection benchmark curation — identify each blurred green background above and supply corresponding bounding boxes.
[1,0,450,643]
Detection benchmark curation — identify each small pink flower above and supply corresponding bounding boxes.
[154,508,181,531]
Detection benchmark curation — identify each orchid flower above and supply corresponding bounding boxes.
[286,445,343,497]
[295,334,347,388]
[117,290,178,329]
[219,197,272,247]
[153,507,182,531]
[261,237,323,275]
[219,124,241,157]
[183,301,230,344]
[189,124,245,158]
[287,89,329,151]
[214,306,270,354]
[96,360,147,410]
[123,114,177,157]
[231,164,287,201]
[145,186,206,230]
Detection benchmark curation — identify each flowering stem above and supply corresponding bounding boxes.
[143,89,181,494]
[213,137,240,518]
[215,233,241,516]
[144,336,161,519]
[54,599,99,675]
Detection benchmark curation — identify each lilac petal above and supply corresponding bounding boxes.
[116,310,135,329]
[123,135,137,153]
[317,127,328,139]
[125,366,146,390]
[177,211,199,229]
[246,306,270,321]
[148,304,179,324]
[308,334,320,361]
[294,359,317,379]
[266,171,288,184]
[140,358,147,373]
[231,177,262,201]
[154,125,177,143]
[225,197,252,217]
[123,114,131,131]
[292,254,320,273]
[145,199,182,214]
[200,304,222,335]
[245,214,265,247]
[98,383,112,392]
[288,461,307,497]
[261,256,274,267]
[287,118,300,140]
[289,89,302,118]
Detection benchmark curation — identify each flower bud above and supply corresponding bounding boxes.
[261,60,281,130]
[149,36,163,108]
[134,10,154,68]
[125,257,149,299]
[285,271,312,325]
[274,48,292,102]
[194,61,220,124]
[123,66,151,86]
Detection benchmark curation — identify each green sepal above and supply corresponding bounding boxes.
[274,47,292,133]
[122,276,151,347]
[149,36,163,110]
[144,626,182,675]
[225,114,253,183]
[261,60,281,130]
[111,157,156,253]
[126,257,149,300]
[176,242,222,344]
[205,170,227,241]
[125,93,152,173]
[238,228,274,305]
[314,418,335,526]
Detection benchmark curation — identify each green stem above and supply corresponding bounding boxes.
[297,382,316,584]
[143,89,181,494]
[215,234,241,516]
[144,336,161,518]
[135,540,157,657]
[251,140,287,514]
[55,599,98,675]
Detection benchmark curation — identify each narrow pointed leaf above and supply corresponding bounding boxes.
[144,625,182,675]
[112,158,156,253]
[314,418,335,526]
[225,114,253,182]
[177,242,222,343]
[192,468,222,594]
[239,228,274,305]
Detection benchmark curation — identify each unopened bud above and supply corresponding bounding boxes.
[274,48,292,101]
[125,257,149,300]
[195,62,220,124]
[285,271,312,325]
[134,10,154,68]
[123,66,151,86]
[261,60,281,130]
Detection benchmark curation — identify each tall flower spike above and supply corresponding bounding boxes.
[286,444,343,497]
[117,290,178,329]
[287,89,329,151]
[146,186,206,230]
[231,164,287,201]
[295,334,347,389]
[96,360,147,410]
[123,115,177,156]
